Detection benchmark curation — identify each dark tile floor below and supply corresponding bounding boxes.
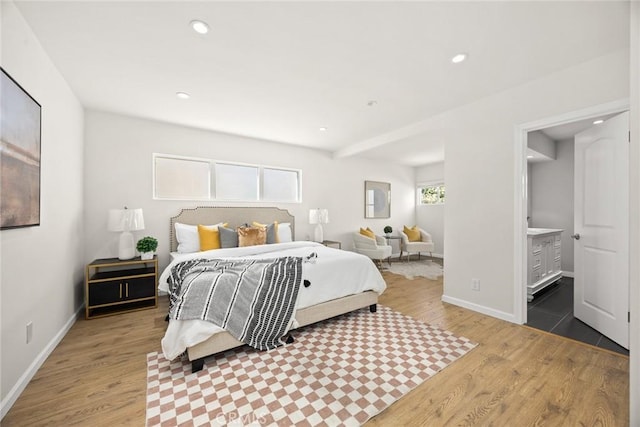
[526,277,629,356]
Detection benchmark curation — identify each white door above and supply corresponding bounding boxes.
[574,111,629,349]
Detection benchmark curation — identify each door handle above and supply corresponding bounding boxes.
[571,233,581,240]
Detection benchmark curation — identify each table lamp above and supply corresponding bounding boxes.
[108,207,145,260]
[309,208,329,242]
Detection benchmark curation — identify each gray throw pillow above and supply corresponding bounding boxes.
[264,223,277,244]
[219,226,239,248]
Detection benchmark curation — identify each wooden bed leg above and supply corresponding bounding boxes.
[369,304,377,313]
[191,358,205,373]
[164,314,169,322]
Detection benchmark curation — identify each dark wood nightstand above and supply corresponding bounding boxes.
[321,240,342,249]
[85,257,158,319]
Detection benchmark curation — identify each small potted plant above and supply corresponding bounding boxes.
[383,226,393,236]
[136,236,158,260]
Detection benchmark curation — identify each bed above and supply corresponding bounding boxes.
[159,206,386,372]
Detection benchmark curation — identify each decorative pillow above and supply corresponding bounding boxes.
[277,222,293,242]
[252,221,279,244]
[238,226,267,247]
[219,226,239,248]
[198,224,222,251]
[360,227,375,239]
[403,225,421,242]
[175,222,225,253]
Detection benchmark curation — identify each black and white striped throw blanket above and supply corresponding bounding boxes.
[167,257,303,351]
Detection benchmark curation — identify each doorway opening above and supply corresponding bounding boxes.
[513,100,629,354]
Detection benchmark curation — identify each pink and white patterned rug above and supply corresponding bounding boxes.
[146,305,476,426]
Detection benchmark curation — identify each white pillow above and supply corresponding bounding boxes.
[175,222,224,253]
[277,222,293,243]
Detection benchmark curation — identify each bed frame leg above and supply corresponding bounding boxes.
[191,358,205,373]
[285,334,295,344]
[369,304,377,313]
[164,314,169,322]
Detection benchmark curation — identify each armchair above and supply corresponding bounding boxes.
[352,232,392,268]
[400,227,434,261]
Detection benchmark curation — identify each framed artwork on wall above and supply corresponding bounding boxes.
[1,67,42,229]
[364,180,390,218]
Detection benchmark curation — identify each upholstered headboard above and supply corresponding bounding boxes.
[169,206,295,252]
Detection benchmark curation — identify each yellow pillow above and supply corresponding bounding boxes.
[403,225,421,242]
[360,227,375,239]
[238,226,267,247]
[198,224,221,250]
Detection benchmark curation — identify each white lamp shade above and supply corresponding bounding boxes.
[309,209,319,225]
[309,208,329,225]
[128,209,145,231]
[319,209,329,224]
[108,208,145,232]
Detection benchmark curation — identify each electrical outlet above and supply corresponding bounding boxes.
[471,278,480,291]
[26,322,33,344]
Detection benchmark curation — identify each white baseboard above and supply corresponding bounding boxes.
[441,294,517,324]
[1,305,83,420]
[562,271,575,278]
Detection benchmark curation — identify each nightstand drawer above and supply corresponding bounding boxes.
[127,277,156,299]
[85,257,158,319]
[88,276,155,305]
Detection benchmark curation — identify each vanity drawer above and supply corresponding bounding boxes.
[532,254,542,269]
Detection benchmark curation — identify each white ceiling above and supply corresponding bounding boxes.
[540,113,621,141]
[14,1,630,166]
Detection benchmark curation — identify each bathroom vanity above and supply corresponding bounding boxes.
[527,228,563,302]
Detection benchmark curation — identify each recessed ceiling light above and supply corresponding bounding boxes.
[367,100,378,107]
[319,127,327,132]
[176,92,190,99]
[527,155,534,159]
[190,20,210,34]
[451,53,467,64]
[593,119,604,125]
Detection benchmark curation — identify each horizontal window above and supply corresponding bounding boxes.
[215,163,259,201]
[153,153,301,203]
[418,183,445,205]
[154,155,210,200]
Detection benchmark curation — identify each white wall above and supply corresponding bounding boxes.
[415,162,444,257]
[528,130,556,159]
[629,2,639,424]
[527,163,532,222]
[413,49,629,321]
[83,111,416,270]
[530,138,574,274]
[0,1,85,416]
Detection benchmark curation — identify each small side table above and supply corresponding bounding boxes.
[321,240,342,249]
[383,235,402,262]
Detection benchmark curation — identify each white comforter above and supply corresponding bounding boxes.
[159,241,386,360]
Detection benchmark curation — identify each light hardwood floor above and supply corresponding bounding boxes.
[2,271,629,426]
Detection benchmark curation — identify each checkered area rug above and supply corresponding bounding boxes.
[146,305,476,426]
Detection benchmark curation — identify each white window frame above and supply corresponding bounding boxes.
[417,181,445,206]
[214,161,260,201]
[152,153,212,201]
[152,153,302,203]
[261,165,303,203]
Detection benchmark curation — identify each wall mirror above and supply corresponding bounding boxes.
[364,181,390,218]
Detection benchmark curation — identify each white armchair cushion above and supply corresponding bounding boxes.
[400,227,435,259]
[353,232,392,261]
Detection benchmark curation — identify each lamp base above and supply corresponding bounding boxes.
[118,231,136,260]
[313,224,324,243]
